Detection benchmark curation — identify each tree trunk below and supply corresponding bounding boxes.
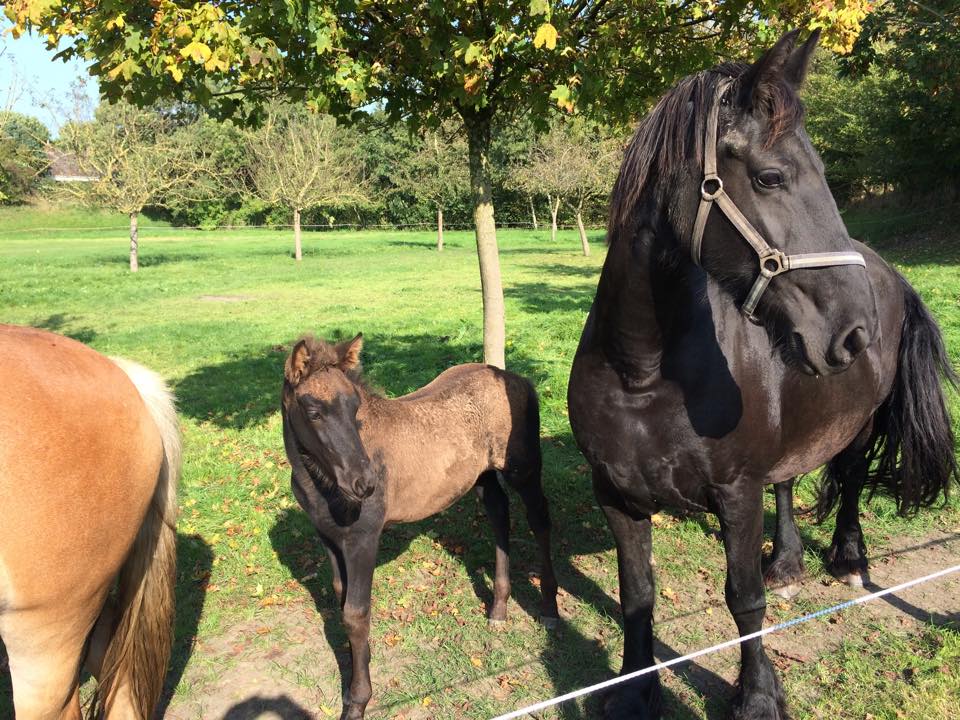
[549,195,560,244]
[437,206,444,251]
[129,211,139,272]
[465,115,506,369]
[576,209,590,256]
[293,207,302,261]
[530,196,538,230]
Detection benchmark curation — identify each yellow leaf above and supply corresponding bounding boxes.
[463,74,481,94]
[470,656,483,668]
[533,22,558,50]
[106,14,125,30]
[180,41,212,64]
[320,704,336,717]
[422,697,433,707]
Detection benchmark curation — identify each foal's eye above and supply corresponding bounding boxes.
[755,169,784,189]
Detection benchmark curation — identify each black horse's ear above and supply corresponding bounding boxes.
[737,29,800,109]
[286,339,311,386]
[784,29,821,89]
[338,333,363,370]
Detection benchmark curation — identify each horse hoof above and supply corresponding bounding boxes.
[488,618,507,629]
[540,615,558,630]
[771,583,800,600]
[838,570,867,588]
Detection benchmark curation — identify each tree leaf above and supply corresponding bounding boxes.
[533,23,558,51]
[180,41,212,64]
[464,43,482,66]
[529,0,550,17]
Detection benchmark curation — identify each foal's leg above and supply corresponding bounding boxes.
[338,535,380,720]
[595,473,659,720]
[715,481,785,720]
[763,478,805,599]
[504,464,559,626]
[322,538,346,606]
[476,470,512,623]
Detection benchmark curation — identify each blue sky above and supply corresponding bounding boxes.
[1,20,100,135]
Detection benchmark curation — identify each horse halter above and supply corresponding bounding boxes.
[690,79,865,321]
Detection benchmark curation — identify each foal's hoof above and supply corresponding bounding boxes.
[488,618,507,629]
[540,614,558,630]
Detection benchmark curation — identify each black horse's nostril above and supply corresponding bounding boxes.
[844,325,870,356]
[829,324,871,369]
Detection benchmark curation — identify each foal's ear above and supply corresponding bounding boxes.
[285,339,312,386]
[784,29,820,90]
[338,333,364,370]
[737,29,800,109]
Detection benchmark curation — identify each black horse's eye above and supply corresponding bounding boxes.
[756,169,784,189]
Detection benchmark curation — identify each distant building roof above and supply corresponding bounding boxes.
[44,146,98,182]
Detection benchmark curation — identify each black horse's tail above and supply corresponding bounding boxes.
[817,276,958,518]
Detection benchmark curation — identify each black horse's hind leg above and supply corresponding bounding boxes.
[715,481,785,720]
[337,534,380,720]
[595,473,659,720]
[476,470,512,623]
[323,538,345,606]
[763,479,805,599]
[826,452,870,587]
[503,463,560,626]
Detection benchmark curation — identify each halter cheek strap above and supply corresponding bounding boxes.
[690,79,866,321]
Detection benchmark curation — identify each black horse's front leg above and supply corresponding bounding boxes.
[595,474,660,720]
[764,479,805,598]
[338,535,380,720]
[715,481,786,720]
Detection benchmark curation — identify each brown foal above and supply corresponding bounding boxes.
[281,333,559,720]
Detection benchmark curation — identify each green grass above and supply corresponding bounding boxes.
[0,208,957,719]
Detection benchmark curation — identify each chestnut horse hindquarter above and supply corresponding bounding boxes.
[0,330,163,616]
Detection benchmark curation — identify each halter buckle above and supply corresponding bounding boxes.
[758,249,788,278]
[700,175,723,200]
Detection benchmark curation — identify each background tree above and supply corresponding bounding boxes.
[242,109,368,261]
[0,111,50,202]
[390,123,468,250]
[511,120,621,254]
[9,1,873,367]
[59,102,220,271]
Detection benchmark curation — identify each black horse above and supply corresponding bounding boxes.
[567,30,957,720]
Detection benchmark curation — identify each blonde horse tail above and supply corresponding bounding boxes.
[89,358,180,719]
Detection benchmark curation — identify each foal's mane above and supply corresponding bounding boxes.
[608,62,805,246]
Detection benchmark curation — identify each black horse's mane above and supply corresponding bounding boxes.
[608,61,805,247]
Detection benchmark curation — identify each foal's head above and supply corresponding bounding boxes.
[282,333,376,504]
[611,31,877,376]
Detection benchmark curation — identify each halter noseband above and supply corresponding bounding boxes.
[689,79,865,321]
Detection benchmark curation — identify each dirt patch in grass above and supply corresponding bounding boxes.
[198,295,253,303]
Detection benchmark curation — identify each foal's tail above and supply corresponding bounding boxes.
[90,358,180,719]
[818,277,957,518]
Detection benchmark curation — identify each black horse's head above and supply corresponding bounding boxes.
[612,31,877,376]
[281,333,376,505]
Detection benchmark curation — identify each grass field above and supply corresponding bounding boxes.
[0,204,958,719]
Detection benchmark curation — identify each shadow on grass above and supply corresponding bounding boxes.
[92,252,209,267]
[157,533,215,717]
[520,262,602,279]
[30,313,98,344]
[505,281,595,315]
[221,694,314,719]
[174,333,551,429]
